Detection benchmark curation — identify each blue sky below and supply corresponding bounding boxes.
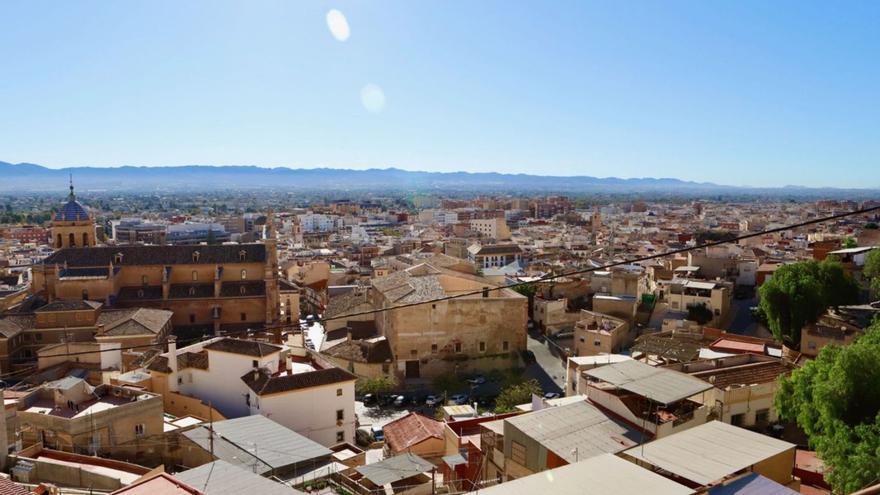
[1,1,878,187]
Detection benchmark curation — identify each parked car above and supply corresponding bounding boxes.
[449,394,469,405]
[393,395,408,407]
[425,395,441,407]
[543,392,560,400]
[363,393,376,406]
[371,425,385,442]
[466,376,486,385]
[521,350,537,365]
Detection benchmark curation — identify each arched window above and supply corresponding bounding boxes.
[239,250,247,261]
[239,286,246,295]
[192,251,200,263]
[191,271,198,281]
[82,233,89,246]
[114,253,123,264]
[137,289,144,298]
[82,289,88,300]
[69,233,76,247]
[56,234,62,247]
[240,269,247,280]
[188,287,196,296]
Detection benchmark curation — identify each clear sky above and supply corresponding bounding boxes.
[1,1,878,187]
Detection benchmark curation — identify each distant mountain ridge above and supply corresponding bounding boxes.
[0,161,876,197]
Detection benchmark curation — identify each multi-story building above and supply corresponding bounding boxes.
[658,278,731,326]
[50,182,96,249]
[371,263,527,379]
[16,378,163,454]
[467,244,522,270]
[469,218,511,241]
[572,310,630,357]
[146,337,357,446]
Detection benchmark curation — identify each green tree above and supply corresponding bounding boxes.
[776,321,880,493]
[865,249,880,295]
[432,372,466,396]
[686,302,714,325]
[759,260,859,349]
[495,379,541,413]
[842,237,858,249]
[513,283,538,319]
[356,375,397,396]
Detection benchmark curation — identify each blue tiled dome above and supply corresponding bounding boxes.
[55,183,90,221]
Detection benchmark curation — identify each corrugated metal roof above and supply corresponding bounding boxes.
[210,415,332,469]
[586,359,712,405]
[623,421,795,485]
[355,453,434,486]
[471,453,693,495]
[505,400,640,462]
[174,460,302,495]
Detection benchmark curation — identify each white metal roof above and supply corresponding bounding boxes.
[585,359,713,405]
[684,280,718,290]
[471,453,693,495]
[623,421,795,485]
[829,246,876,254]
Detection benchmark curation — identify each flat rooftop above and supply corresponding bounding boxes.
[24,395,135,419]
[586,359,713,405]
[623,421,795,486]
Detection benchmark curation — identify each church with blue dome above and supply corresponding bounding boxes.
[51,178,96,249]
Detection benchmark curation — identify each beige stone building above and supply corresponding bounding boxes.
[50,181,96,249]
[371,263,527,379]
[572,310,630,357]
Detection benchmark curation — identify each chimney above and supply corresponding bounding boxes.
[168,336,179,393]
[253,369,260,381]
[286,355,294,375]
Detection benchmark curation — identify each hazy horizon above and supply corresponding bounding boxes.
[2,1,879,188]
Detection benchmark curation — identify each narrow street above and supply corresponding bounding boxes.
[524,329,565,394]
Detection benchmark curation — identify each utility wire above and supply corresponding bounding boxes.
[4,205,878,366]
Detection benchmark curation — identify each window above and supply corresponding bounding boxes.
[252,360,258,368]
[240,269,247,280]
[594,340,601,346]
[188,287,196,296]
[410,349,417,357]
[336,431,345,442]
[239,286,246,295]
[82,289,88,300]
[503,341,509,351]
[731,413,745,426]
[431,344,438,354]
[336,409,344,421]
[240,312,247,321]
[808,341,817,350]
[755,409,770,425]
[511,441,527,465]
[69,233,76,246]
[192,251,200,262]
[82,233,89,246]
[336,388,343,396]
[114,253,123,264]
[454,342,462,353]
[189,314,196,324]
[479,341,486,352]
[239,250,247,261]
[35,333,42,342]
[137,289,144,298]
[134,424,145,436]
[141,275,148,285]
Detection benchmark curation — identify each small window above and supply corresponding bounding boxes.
[137,289,144,298]
[731,413,745,426]
[114,253,123,264]
[410,349,417,357]
[141,275,148,285]
[82,289,88,300]
[336,409,344,421]
[239,286,246,295]
[502,341,509,351]
[808,341,817,350]
[188,287,196,296]
[192,251,200,262]
[479,341,486,352]
[240,312,247,321]
[239,250,247,261]
[337,388,343,396]
[594,340,601,346]
[134,424,145,436]
[191,270,198,281]
[189,314,196,324]
[240,269,247,280]
[336,431,345,442]
[431,344,438,354]
[454,342,462,353]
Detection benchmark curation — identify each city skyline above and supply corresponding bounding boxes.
[2,1,878,188]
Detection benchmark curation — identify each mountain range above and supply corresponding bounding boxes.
[1,161,876,198]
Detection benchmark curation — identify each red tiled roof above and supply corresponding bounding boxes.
[691,360,791,389]
[0,477,30,495]
[383,412,445,452]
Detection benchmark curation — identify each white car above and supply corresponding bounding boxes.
[449,394,469,405]
[425,395,441,407]
[466,376,486,385]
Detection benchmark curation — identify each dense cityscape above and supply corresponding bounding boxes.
[0,177,878,494]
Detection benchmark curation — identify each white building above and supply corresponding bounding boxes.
[147,337,357,446]
[297,213,344,233]
[469,218,511,241]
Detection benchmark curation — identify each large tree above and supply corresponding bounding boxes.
[865,248,880,296]
[759,259,859,348]
[776,321,880,493]
[494,379,541,413]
